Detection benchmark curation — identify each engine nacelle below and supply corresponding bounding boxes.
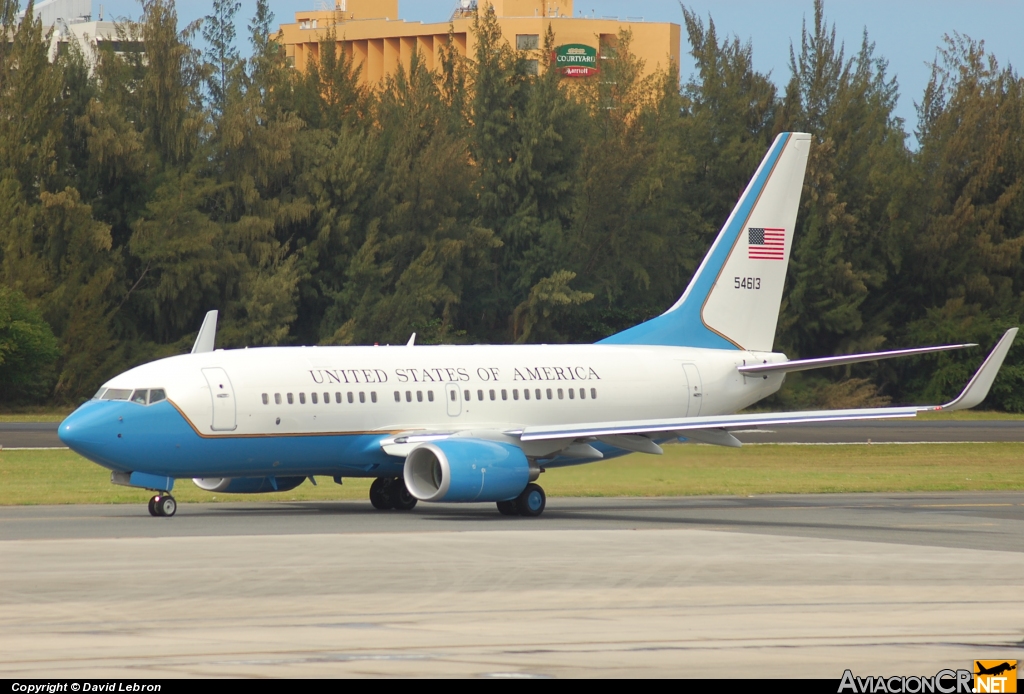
[404,439,531,503]
[192,476,306,494]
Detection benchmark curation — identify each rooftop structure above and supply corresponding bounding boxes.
[278,0,680,86]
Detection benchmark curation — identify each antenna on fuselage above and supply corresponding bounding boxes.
[406,332,416,347]
[191,310,218,353]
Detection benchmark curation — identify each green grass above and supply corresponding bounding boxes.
[0,409,75,423]
[2,443,1024,506]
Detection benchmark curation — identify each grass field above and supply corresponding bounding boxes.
[2,442,1023,506]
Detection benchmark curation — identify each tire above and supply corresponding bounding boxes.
[388,478,418,511]
[158,496,177,517]
[496,500,518,516]
[369,477,393,510]
[514,483,546,517]
[148,497,159,517]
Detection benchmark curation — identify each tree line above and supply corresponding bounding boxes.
[1,0,1023,410]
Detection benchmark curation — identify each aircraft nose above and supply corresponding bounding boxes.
[59,402,118,457]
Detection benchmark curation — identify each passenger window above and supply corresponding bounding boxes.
[464,390,471,401]
[477,389,484,401]
[149,389,166,404]
[417,391,423,402]
[262,393,269,405]
[450,390,457,401]
[406,391,412,402]
[501,389,507,400]
[580,388,586,399]
[557,388,563,399]
[489,389,496,401]
[324,392,329,404]
[395,391,402,403]
[347,392,354,403]
[546,388,552,400]
[311,392,318,404]
[513,389,519,400]
[535,389,541,400]
[287,393,294,404]
[428,391,434,402]
[568,388,575,400]
[275,393,282,405]
[591,388,597,399]
[299,392,306,404]
[335,392,342,403]
[524,389,530,400]
[371,392,377,403]
[359,392,366,403]
[131,389,148,405]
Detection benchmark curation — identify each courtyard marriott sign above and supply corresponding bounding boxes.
[554,44,599,77]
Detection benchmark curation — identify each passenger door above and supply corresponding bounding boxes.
[681,363,703,417]
[202,367,237,431]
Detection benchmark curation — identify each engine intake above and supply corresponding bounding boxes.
[404,439,531,503]
[192,476,306,494]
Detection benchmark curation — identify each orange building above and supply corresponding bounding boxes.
[278,0,680,86]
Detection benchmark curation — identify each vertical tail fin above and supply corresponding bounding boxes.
[600,132,811,351]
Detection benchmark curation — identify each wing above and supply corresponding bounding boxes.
[517,328,1017,446]
[737,342,976,375]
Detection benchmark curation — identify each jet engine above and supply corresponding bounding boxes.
[192,476,306,494]
[404,439,533,503]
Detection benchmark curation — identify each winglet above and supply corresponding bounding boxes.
[933,328,1017,412]
[191,310,218,354]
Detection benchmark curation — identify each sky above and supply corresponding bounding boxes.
[86,0,1024,136]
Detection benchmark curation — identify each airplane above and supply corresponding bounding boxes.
[58,132,1019,518]
[975,662,1017,677]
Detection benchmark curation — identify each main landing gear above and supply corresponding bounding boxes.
[148,494,177,517]
[369,477,418,511]
[496,483,546,518]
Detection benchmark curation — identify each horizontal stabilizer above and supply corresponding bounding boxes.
[738,342,977,375]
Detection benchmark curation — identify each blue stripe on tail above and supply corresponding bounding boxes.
[598,133,791,349]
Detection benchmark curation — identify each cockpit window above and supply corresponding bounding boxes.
[149,389,166,404]
[131,389,148,405]
[93,388,107,399]
[101,389,133,401]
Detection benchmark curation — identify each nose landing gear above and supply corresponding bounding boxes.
[369,477,418,511]
[148,494,177,517]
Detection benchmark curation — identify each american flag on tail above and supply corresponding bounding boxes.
[748,227,785,260]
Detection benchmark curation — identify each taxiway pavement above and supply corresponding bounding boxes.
[2,494,1022,677]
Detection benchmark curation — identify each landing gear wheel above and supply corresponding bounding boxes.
[387,478,418,511]
[369,477,394,510]
[496,500,518,516]
[149,494,176,517]
[514,483,546,517]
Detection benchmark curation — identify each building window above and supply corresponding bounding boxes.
[516,34,539,50]
[525,59,539,75]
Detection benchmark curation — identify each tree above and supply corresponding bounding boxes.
[0,285,61,404]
